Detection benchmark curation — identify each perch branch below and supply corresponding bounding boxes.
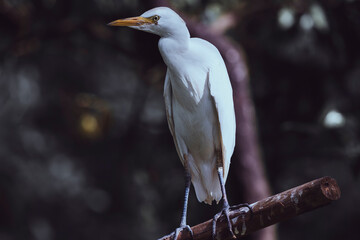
[158,176,341,240]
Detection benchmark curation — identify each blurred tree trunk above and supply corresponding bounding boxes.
[148,1,275,240]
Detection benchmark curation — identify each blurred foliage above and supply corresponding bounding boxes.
[233,1,360,239]
[0,0,359,240]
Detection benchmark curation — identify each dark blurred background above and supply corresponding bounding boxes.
[0,0,359,240]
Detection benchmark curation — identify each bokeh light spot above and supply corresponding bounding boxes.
[278,8,295,30]
[80,113,99,135]
[324,109,345,128]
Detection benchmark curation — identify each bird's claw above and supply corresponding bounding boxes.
[212,206,236,240]
[172,225,193,240]
[212,203,252,240]
[230,203,253,219]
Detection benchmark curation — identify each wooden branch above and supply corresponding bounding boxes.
[158,176,341,240]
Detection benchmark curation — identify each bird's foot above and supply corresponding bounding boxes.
[212,203,253,240]
[172,224,193,240]
[212,205,236,240]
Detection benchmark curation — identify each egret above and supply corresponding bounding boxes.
[109,7,246,239]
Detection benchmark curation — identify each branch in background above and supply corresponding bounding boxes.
[209,12,237,35]
[158,176,341,240]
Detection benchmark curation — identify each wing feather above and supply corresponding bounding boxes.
[207,67,236,182]
[163,69,184,164]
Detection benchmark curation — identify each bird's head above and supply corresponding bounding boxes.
[108,7,187,38]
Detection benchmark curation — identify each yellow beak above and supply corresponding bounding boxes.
[107,16,154,27]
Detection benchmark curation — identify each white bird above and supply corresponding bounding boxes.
[109,7,239,239]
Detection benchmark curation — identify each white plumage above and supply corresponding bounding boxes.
[108,7,236,237]
[162,36,235,204]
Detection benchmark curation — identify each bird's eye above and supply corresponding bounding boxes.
[152,15,160,22]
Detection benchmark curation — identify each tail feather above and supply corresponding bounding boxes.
[190,161,222,205]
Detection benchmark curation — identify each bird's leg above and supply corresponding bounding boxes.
[212,167,236,239]
[212,150,236,240]
[172,155,193,240]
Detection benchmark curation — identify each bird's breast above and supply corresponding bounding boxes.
[168,64,208,108]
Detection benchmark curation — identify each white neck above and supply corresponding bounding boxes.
[158,28,190,70]
[158,23,190,68]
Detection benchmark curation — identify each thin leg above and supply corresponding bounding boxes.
[212,166,236,239]
[173,156,193,240]
[180,167,191,227]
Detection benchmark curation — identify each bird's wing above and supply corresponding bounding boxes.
[207,66,236,181]
[164,69,175,136]
[164,69,184,163]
